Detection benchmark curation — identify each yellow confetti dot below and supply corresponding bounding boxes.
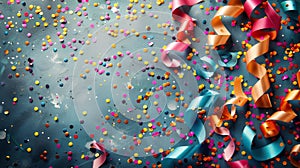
[136,114,141,119]
[111,43,116,48]
[137,160,142,164]
[35,80,40,85]
[106,99,111,103]
[68,142,73,147]
[82,111,88,116]
[11,65,17,71]
[29,5,34,10]
[293,81,298,86]
[241,151,246,156]
[133,153,139,157]
[35,22,40,27]
[34,132,39,137]
[13,97,18,102]
[26,147,32,153]
[198,84,205,90]
[34,107,39,112]
[54,116,58,121]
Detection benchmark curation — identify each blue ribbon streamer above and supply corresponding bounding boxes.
[281,0,297,12]
[218,52,238,68]
[163,90,219,165]
[280,0,299,21]
[242,125,285,161]
[195,56,218,79]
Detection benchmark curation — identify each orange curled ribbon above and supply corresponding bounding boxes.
[222,77,248,121]
[208,77,248,162]
[244,0,281,108]
[207,0,244,47]
[290,144,300,167]
[260,71,300,138]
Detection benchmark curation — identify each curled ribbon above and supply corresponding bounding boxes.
[214,127,235,161]
[91,141,107,168]
[281,0,297,12]
[289,144,300,167]
[222,77,248,121]
[260,71,300,138]
[194,56,218,79]
[227,160,250,168]
[161,42,189,67]
[244,0,281,108]
[161,0,203,67]
[218,52,239,68]
[208,77,249,166]
[163,90,219,165]
[242,125,285,161]
[207,0,244,47]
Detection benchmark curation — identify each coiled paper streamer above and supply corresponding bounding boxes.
[91,141,107,168]
[207,0,244,47]
[207,75,248,164]
[163,90,219,164]
[244,0,281,108]
[281,0,297,12]
[161,0,203,67]
[289,144,300,167]
[222,77,248,122]
[259,66,300,166]
[260,71,300,138]
[242,125,285,161]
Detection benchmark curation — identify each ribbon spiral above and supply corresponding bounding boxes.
[244,0,281,108]
[161,0,203,67]
[207,0,244,47]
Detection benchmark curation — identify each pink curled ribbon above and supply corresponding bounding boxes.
[214,127,235,161]
[91,141,107,168]
[161,42,189,67]
[161,0,203,67]
[244,0,281,108]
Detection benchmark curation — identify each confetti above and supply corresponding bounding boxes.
[0,0,300,167]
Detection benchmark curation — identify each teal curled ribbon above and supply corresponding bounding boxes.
[195,56,218,79]
[280,0,297,12]
[280,0,299,21]
[163,90,219,164]
[242,125,285,161]
[217,52,238,68]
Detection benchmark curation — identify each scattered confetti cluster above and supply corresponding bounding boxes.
[0,0,300,168]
